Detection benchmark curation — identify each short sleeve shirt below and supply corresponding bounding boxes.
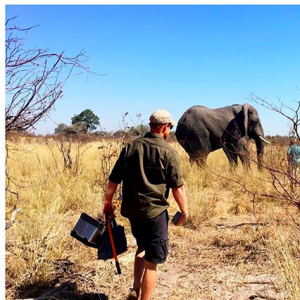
[287,144,300,165]
[109,132,184,221]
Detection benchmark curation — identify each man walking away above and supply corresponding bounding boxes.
[287,137,300,191]
[102,109,188,300]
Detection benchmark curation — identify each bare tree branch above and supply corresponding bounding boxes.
[249,93,300,139]
[5,18,100,134]
[5,18,103,226]
[223,92,300,212]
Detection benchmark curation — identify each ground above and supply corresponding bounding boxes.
[19,213,285,300]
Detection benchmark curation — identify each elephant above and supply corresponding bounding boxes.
[175,103,270,169]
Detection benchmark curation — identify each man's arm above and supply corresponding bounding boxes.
[102,181,118,221]
[172,185,188,226]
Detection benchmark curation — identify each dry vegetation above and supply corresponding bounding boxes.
[5,135,300,300]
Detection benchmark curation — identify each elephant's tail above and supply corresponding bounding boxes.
[176,124,191,152]
[176,136,193,155]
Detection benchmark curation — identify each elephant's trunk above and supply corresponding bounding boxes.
[256,136,266,170]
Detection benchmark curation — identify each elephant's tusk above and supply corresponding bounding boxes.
[259,136,271,144]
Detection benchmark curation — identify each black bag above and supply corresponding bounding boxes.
[98,218,127,260]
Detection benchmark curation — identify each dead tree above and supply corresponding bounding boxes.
[249,93,300,140]
[5,17,93,134]
[246,93,300,210]
[5,17,97,228]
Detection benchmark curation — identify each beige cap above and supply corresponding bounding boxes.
[149,109,177,126]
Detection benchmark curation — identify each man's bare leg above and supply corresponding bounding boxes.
[140,260,157,300]
[133,247,145,294]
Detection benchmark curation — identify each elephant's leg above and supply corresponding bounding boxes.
[183,137,209,167]
[189,152,208,167]
[237,143,251,169]
[196,154,208,167]
[223,145,238,167]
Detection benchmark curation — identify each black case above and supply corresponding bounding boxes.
[70,212,106,248]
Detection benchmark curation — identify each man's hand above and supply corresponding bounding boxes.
[174,213,188,226]
[172,185,188,226]
[101,181,119,223]
[102,202,115,223]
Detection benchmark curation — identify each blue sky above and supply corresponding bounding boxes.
[5,4,300,136]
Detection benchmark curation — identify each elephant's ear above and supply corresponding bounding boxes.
[242,103,250,137]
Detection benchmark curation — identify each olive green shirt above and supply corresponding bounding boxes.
[109,132,184,221]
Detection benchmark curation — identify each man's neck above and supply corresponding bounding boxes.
[150,129,164,137]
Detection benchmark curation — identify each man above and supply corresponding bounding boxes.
[102,109,188,300]
[287,137,300,180]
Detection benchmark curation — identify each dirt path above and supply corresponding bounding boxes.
[96,217,284,300]
[12,215,285,300]
[152,227,283,300]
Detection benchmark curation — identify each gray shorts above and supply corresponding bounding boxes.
[129,210,169,264]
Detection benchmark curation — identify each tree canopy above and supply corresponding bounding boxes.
[71,109,100,132]
[127,124,149,137]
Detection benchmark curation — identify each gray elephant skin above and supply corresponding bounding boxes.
[175,103,269,169]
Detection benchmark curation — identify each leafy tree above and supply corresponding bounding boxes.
[136,124,149,136]
[54,123,86,135]
[127,126,139,137]
[71,109,100,132]
[126,124,149,138]
[54,123,69,134]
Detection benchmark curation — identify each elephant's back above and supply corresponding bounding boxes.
[177,104,241,127]
[175,105,212,140]
[177,105,224,130]
[177,105,211,125]
[175,104,240,143]
[181,105,211,115]
[181,104,241,116]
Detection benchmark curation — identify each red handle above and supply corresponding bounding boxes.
[107,222,118,260]
[107,222,121,274]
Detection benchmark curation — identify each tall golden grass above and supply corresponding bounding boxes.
[5,136,300,299]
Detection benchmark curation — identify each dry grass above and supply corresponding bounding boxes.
[5,136,300,300]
